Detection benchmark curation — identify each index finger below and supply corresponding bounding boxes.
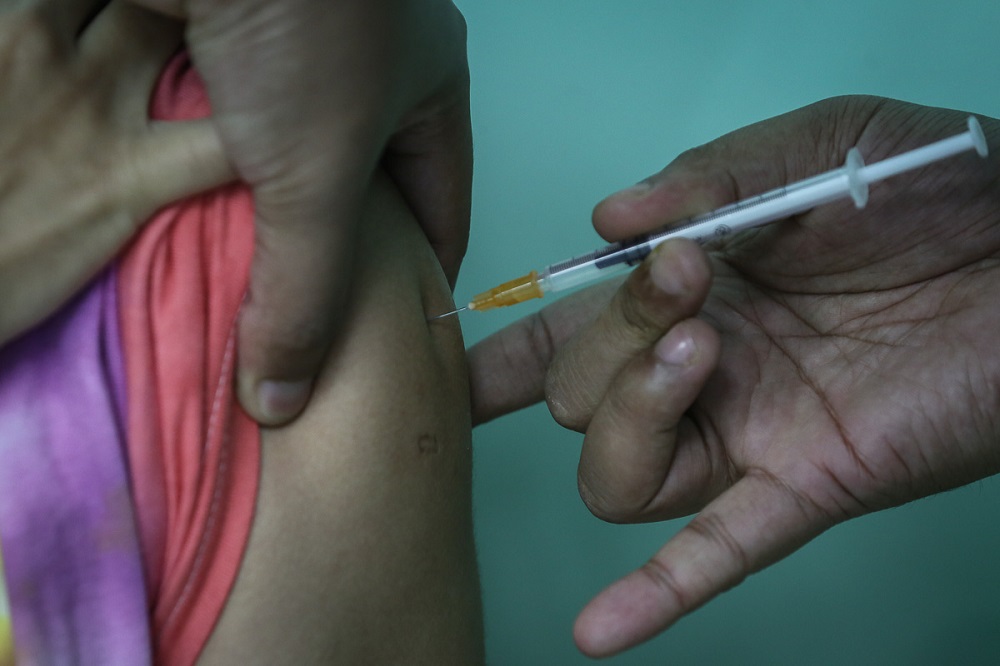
[467,278,619,426]
[545,238,712,432]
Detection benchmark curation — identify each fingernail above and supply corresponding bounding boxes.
[257,379,312,423]
[648,243,685,296]
[655,331,697,367]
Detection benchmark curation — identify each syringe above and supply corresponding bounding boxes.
[431,117,989,320]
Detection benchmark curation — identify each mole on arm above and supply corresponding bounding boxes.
[417,433,441,455]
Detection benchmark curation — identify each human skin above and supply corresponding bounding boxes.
[469,97,1000,656]
[199,173,483,664]
[125,0,474,425]
[0,2,230,347]
[5,0,473,425]
[1,3,482,661]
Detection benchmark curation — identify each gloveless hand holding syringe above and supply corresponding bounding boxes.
[430,117,989,321]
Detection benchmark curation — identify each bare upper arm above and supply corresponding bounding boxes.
[198,175,482,664]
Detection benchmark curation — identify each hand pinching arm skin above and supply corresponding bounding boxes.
[129,0,474,425]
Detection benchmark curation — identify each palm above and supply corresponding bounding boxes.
[701,228,1000,522]
[468,98,1000,656]
[520,99,1000,656]
[699,109,1000,513]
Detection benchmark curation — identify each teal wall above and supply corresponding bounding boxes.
[453,1,1000,664]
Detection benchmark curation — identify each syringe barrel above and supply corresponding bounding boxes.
[541,168,853,296]
[515,118,987,304]
[678,169,850,238]
[542,259,630,293]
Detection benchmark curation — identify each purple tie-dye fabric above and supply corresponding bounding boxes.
[0,268,151,664]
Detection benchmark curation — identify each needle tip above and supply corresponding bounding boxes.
[427,306,468,322]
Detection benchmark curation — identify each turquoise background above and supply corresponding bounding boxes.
[452,2,1000,664]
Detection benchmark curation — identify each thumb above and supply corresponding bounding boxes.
[592,98,872,241]
[235,169,368,426]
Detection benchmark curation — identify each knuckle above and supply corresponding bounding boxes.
[639,556,696,616]
[639,511,753,620]
[619,281,664,334]
[498,311,557,388]
[601,285,664,353]
[685,512,751,583]
[577,471,633,524]
[525,309,559,373]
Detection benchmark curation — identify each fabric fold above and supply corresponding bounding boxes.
[0,269,151,665]
[0,52,261,665]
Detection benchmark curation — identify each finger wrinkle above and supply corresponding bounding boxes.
[683,511,752,587]
[529,308,562,373]
[686,405,734,492]
[638,553,698,620]
[604,273,688,352]
[516,314,556,386]
[744,467,838,533]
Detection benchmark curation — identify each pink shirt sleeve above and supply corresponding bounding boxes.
[117,53,260,666]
